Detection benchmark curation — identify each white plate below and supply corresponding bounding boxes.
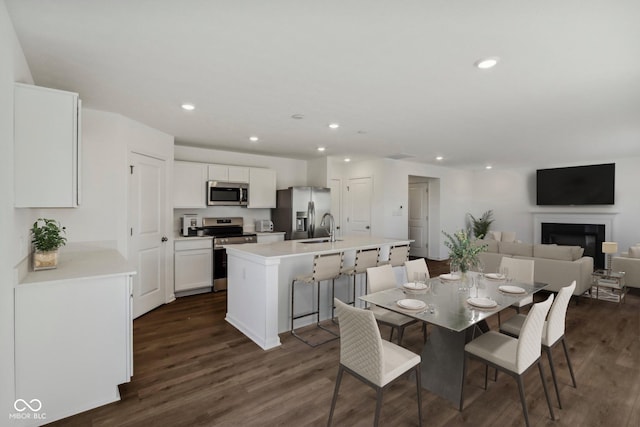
[485,273,505,281]
[439,273,462,281]
[467,297,498,309]
[396,299,426,310]
[403,282,428,291]
[499,285,526,294]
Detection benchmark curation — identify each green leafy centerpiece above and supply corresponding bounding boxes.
[31,218,67,270]
[442,229,486,273]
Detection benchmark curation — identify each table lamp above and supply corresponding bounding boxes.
[602,241,618,273]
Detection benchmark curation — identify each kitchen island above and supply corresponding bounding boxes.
[224,236,411,349]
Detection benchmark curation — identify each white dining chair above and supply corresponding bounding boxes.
[366,264,418,346]
[498,257,535,324]
[405,258,430,283]
[328,299,422,427]
[290,252,343,347]
[500,281,577,409]
[461,294,555,427]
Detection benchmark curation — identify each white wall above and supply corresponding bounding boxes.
[470,157,640,252]
[1,0,34,418]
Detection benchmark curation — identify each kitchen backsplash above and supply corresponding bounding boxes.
[173,207,271,233]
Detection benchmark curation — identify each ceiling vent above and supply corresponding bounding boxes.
[385,153,414,160]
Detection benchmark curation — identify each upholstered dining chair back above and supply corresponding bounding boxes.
[516,294,554,373]
[366,264,397,293]
[334,298,384,385]
[545,281,575,346]
[405,258,430,282]
[499,257,534,284]
[311,253,343,282]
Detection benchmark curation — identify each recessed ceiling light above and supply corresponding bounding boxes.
[291,114,304,120]
[344,158,351,162]
[317,147,326,152]
[435,156,444,161]
[485,165,493,170]
[329,123,340,129]
[249,136,259,143]
[181,103,195,111]
[475,57,499,69]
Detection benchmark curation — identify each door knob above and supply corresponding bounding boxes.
[365,226,370,230]
[161,236,168,242]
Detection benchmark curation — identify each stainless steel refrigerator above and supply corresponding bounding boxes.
[271,187,331,240]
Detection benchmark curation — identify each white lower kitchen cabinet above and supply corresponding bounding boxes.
[174,238,213,293]
[15,259,134,426]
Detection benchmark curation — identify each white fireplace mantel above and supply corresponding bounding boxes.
[532,212,619,244]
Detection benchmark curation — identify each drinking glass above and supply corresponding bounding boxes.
[450,261,461,277]
[500,266,509,281]
[414,272,427,284]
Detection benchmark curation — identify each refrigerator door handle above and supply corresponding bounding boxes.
[308,200,315,238]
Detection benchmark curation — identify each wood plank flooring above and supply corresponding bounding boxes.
[48,259,640,426]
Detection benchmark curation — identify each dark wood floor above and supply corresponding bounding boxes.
[49,259,640,426]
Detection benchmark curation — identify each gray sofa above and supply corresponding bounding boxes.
[473,239,593,296]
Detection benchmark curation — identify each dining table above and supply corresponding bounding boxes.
[359,271,548,407]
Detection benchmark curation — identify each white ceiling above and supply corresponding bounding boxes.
[6,0,640,169]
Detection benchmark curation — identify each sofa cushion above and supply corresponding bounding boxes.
[533,244,574,261]
[498,242,533,257]
[474,238,498,253]
[488,231,502,241]
[570,246,585,260]
[501,231,517,243]
[629,246,640,258]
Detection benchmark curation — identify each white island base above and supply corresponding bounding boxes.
[225,236,411,350]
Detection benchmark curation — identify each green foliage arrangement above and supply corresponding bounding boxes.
[467,210,494,239]
[31,218,67,252]
[442,229,486,272]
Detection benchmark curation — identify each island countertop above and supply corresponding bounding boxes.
[224,235,412,259]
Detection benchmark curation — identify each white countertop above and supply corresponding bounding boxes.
[20,249,136,285]
[225,235,411,259]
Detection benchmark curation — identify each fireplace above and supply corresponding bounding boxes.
[541,223,605,269]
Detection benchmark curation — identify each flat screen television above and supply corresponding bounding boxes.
[536,163,615,206]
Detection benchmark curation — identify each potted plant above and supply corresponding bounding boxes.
[467,210,494,239]
[31,218,67,270]
[442,229,486,274]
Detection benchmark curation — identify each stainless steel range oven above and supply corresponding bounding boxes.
[201,217,257,291]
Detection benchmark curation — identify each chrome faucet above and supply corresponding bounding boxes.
[320,212,336,242]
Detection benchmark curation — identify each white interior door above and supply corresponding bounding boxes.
[346,177,372,236]
[129,152,167,318]
[329,178,342,238]
[409,182,429,258]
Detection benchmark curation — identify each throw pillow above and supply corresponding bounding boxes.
[629,246,640,258]
[489,231,502,241]
[570,246,585,260]
[501,231,517,243]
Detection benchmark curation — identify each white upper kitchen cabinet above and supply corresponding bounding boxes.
[14,83,81,207]
[248,167,276,208]
[208,164,249,183]
[173,161,207,208]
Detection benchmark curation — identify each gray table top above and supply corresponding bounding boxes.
[359,272,547,333]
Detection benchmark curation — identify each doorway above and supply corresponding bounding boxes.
[408,176,441,260]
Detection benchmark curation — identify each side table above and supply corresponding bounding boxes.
[590,270,626,305]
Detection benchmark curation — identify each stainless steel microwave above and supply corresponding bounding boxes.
[207,181,248,206]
